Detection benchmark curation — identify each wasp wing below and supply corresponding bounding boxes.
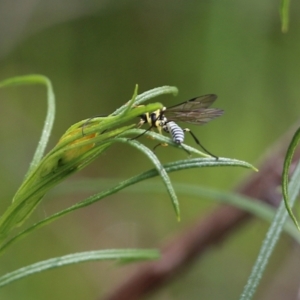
[165,94,223,125]
[167,94,217,110]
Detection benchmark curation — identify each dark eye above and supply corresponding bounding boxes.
[150,113,157,122]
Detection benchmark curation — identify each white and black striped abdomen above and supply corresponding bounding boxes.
[165,121,185,144]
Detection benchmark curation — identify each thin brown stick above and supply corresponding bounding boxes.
[103,124,300,300]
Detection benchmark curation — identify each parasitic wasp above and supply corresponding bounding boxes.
[134,94,223,159]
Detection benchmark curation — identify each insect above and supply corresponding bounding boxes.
[135,94,224,159]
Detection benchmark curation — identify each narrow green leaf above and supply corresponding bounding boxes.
[0,126,130,241]
[240,161,300,300]
[115,137,181,220]
[120,128,212,158]
[0,157,256,254]
[0,75,55,177]
[282,127,300,230]
[280,0,290,33]
[0,249,159,287]
[119,84,139,116]
[133,85,178,106]
[53,179,300,242]
[113,85,178,115]
[0,103,163,242]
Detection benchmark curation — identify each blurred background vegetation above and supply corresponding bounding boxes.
[0,0,300,299]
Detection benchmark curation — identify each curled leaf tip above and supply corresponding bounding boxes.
[282,127,300,230]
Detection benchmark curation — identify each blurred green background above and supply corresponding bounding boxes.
[1,0,300,299]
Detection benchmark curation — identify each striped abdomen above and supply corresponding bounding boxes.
[165,121,184,144]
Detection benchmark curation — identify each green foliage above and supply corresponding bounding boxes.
[0,75,256,289]
[240,161,300,300]
[239,128,300,300]
[0,249,160,287]
[1,2,299,298]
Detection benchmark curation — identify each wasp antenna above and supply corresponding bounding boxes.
[184,129,219,160]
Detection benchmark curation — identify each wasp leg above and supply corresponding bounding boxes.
[153,142,191,156]
[183,128,218,160]
[129,120,154,141]
[137,119,145,128]
[153,142,168,152]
